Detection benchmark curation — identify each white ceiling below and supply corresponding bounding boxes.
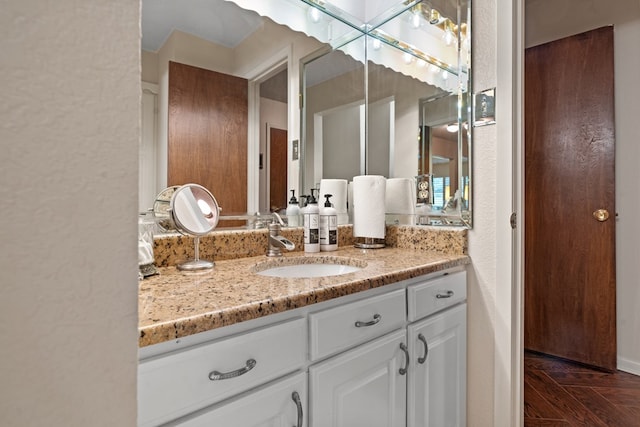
[141,0,264,52]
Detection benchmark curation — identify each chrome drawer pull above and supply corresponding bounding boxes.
[292,391,303,427]
[208,359,256,381]
[417,333,429,364]
[399,343,410,375]
[355,313,381,327]
[436,290,454,299]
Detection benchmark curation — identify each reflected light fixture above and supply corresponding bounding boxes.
[197,198,213,217]
[411,11,421,29]
[446,123,459,133]
[442,21,456,46]
[372,38,382,50]
[429,8,443,24]
[307,6,322,23]
[403,52,414,64]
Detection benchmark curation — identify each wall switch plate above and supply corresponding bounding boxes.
[292,139,299,160]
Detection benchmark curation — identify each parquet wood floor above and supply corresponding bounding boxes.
[524,351,640,426]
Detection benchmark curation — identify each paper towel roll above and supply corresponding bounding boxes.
[320,179,348,213]
[353,175,386,239]
[347,181,354,224]
[385,178,416,215]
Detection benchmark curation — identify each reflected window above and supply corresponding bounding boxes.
[432,176,450,208]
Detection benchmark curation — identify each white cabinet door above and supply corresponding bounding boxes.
[169,372,307,427]
[407,303,466,427]
[309,329,407,427]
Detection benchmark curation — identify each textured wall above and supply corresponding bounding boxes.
[467,0,499,424]
[0,1,140,426]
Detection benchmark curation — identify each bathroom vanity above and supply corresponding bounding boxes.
[137,0,475,422]
[138,243,469,427]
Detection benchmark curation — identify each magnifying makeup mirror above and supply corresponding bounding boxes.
[169,183,220,271]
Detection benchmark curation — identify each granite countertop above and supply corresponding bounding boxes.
[138,246,470,348]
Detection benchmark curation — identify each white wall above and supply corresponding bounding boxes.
[0,1,139,426]
[466,0,500,424]
[614,16,640,376]
[525,0,640,376]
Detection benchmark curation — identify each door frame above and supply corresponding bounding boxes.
[495,0,525,426]
[244,46,292,214]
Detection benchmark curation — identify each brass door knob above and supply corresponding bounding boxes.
[593,209,610,222]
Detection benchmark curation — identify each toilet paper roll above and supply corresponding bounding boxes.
[320,179,348,213]
[385,178,416,215]
[353,175,387,239]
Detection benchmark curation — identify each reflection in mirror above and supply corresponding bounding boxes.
[141,0,472,228]
[140,0,324,221]
[302,42,366,188]
[418,93,471,225]
[170,184,220,271]
[301,0,472,226]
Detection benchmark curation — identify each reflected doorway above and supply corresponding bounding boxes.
[258,67,289,213]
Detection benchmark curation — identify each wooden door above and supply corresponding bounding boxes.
[524,27,616,370]
[269,127,288,212]
[168,61,247,218]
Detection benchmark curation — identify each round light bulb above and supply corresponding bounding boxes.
[411,12,421,29]
[403,52,413,64]
[443,28,455,46]
[372,38,381,51]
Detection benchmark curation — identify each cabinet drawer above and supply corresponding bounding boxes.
[168,372,307,427]
[407,270,466,322]
[138,317,306,427]
[309,289,406,361]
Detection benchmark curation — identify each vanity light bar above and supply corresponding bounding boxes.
[405,1,467,39]
[368,28,457,75]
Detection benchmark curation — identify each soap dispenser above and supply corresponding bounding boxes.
[303,189,320,253]
[286,190,301,227]
[320,193,338,252]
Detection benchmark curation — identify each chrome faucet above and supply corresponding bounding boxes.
[267,212,295,257]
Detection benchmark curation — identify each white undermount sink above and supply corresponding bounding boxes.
[254,256,366,278]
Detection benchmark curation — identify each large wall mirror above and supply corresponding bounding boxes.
[140,0,472,227]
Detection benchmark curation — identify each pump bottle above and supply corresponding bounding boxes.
[320,193,338,252]
[286,190,300,227]
[303,189,320,253]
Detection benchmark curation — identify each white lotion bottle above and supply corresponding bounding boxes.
[320,194,338,252]
[303,189,320,253]
[286,190,300,227]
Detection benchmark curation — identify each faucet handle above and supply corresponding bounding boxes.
[271,212,285,226]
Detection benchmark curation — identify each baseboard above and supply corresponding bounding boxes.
[617,356,640,376]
